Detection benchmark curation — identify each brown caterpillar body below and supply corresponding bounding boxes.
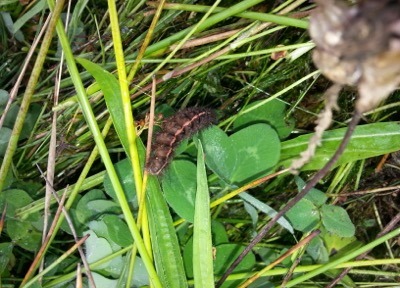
[146,107,217,175]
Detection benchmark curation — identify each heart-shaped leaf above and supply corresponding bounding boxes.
[162,160,197,222]
[285,198,320,232]
[200,124,280,184]
[320,204,355,237]
[233,99,294,139]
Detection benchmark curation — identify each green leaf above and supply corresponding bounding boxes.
[201,124,280,184]
[162,160,196,222]
[285,198,320,232]
[0,189,40,223]
[87,220,121,251]
[104,158,138,204]
[75,189,106,224]
[280,122,400,170]
[0,127,12,157]
[0,242,13,274]
[91,272,119,288]
[321,228,359,256]
[103,214,133,247]
[214,243,256,275]
[295,177,327,206]
[76,58,129,154]
[21,103,41,139]
[211,221,229,245]
[307,236,329,263]
[87,199,120,215]
[0,103,41,140]
[193,141,214,287]
[85,230,124,276]
[320,205,355,237]
[146,176,188,288]
[2,104,18,129]
[0,89,8,106]
[7,219,41,251]
[233,99,294,139]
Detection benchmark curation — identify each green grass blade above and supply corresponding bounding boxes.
[146,177,189,288]
[193,140,214,287]
[280,122,400,170]
[140,0,266,57]
[281,227,400,287]
[149,2,308,29]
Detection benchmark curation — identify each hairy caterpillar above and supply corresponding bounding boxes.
[146,107,217,175]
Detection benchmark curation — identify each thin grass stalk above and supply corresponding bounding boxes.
[23,235,90,288]
[41,1,71,276]
[44,246,133,287]
[127,0,166,82]
[46,0,161,285]
[280,227,400,287]
[0,16,50,131]
[0,1,65,192]
[220,70,320,127]
[19,116,112,281]
[239,230,320,287]
[143,0,223,83]
[125,0,168,275]
[128,0,266,76]
[21,188,69,286]
[146,2,308,29]
[107,1,151,285]
[107,0,143,221]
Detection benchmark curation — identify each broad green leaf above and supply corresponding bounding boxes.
[280,122,400,170]
[104,158,138,204]
[211,220,229,245]
[21,103,41,139]
[285,198,320,232]
[199,125,236,183]
[0,89,8,105]
[76,58,129,154]
[193,141,214,287]
[214,243,256,275]
[0,242,13,274]
[0,103,41,140]
[146,176,188,288]
[75,189,106,224]
[92,272,118,288]
[307,236,329,263]
[7,219,41,251]
[85,230,124,277]
[162,160,196,222]
[201,124,280,184]
[87,220,121,251]
[2,104,18,129]
[103,214,133,247]
[0,127,12,157]
[295,177,327,206]
[234,99,294,139]
[86,199,120,216]
[0,189,40,224]
[321,228,359,256]
[320,205,355,237]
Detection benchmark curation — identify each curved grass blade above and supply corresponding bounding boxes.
[146,176,188,288]
[280,122,400,170]
[193,140,214,287]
